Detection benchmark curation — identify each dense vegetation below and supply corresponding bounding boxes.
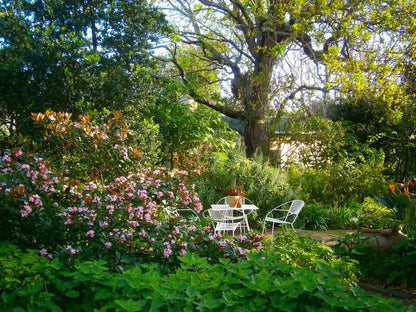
[1,0,416,310]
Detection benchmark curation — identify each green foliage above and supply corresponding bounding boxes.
[1,241,413,311]
[376,190,416,237]
[330,231,379,260]
[266,231,358,287]
[296,203,329,230]
[328,97,416,180]
[359,197,398,230]
[331,233,416,289]
[326,202,360,230]
[149,83,235,170]
[288,158,385,206]
[0,0,168,137]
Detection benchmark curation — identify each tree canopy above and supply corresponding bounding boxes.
[0,0,167,136]
[158,0,416,157]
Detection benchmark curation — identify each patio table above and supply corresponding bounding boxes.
[211,204,259,232]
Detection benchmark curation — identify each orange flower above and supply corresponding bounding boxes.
[389,184,395,191]
[404,187,409,195]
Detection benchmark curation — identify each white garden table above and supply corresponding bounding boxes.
[211,204,259,232]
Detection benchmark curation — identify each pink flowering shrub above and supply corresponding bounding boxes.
[1,140,263,269]
[31,111,143,183]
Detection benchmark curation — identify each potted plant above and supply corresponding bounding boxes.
[228,180,245,208]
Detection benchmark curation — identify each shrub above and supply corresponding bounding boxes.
[359,197,398,229]
[326,201,361,229]
[31,110,157,183]
[0,143,263,269]
[296,203,329,230]
[288,159,385,206]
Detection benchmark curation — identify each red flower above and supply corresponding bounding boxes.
[389,184,395,192]
[229,180,245,197]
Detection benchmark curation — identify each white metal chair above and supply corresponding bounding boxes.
[166,207,200,223]
[206,208,243,236]
[216,197,252,233]
[263,200,305,235]
[176,208,200,222]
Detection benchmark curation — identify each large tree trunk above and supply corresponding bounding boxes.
[243,117,270,157]
[237,64,273,157]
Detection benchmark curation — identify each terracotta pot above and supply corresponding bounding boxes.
[227,196,240,207]
[362,228,406,251]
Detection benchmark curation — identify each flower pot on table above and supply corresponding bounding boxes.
[227,196,241,208]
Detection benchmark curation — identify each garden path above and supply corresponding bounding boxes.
[295,229,339,246]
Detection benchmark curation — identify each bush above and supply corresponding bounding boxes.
[0,142,262,270]
[288,160,385,206]
[296,203,329,230]
[1,242,412,311]
[359,197,398,229]
[331,233,416,289]
[32,110,159,183]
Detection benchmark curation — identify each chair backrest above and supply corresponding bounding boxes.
[176,208,200,222]
[289,200,304,216]
[207,208,225,221]
[217,197,228,204]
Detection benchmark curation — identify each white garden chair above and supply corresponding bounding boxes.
[263,200,305,235]
[176,208,200,222]
[216,197,253,233]
[206,208,243,236]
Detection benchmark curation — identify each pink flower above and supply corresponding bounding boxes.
[219,240,228,247]
[66,245,77,255]
[15,150,23,157]
[92,196,101,203]
[238,235,248,243]
[39,248,48,256]
[85,230,95,237]
[20,202,32,217]
[163,247,172,258]
[21,164,30,171]
[179,249,187,256]
[195,202,203,213]
[104,242,112,249]
[29,194,42,206]
[188,225,197,232]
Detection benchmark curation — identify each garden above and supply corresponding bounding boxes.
[2,0,416,311]
[1,110,415,311]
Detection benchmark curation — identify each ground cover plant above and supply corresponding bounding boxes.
[2,235,414,311]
